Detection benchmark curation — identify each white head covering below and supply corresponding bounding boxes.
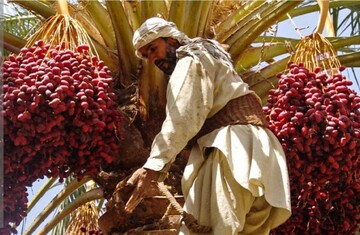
[132,17,190,59]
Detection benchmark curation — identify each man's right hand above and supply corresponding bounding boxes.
[124,167,160,213]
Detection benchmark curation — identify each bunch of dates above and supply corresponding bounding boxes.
[264,63,359,234]
[1,41,123,232]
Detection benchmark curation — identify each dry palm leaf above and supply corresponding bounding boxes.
[210,0,245,27]
[65,181,101,235]
[65,201,100,234]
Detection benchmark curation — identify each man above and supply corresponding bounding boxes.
[126,17,291,235]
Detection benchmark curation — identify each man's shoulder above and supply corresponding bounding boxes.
[176,38,234,69]
[176,39,207,60]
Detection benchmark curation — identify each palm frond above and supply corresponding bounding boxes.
[39,188,103,235]
[22,177,91,235]
[331,3,360,36]
[0,15,39,38]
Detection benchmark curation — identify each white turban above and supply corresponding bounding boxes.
[132,17,190,59]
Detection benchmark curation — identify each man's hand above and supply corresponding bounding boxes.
[124,168,160,213]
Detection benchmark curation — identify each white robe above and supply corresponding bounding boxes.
[142,41,291,234]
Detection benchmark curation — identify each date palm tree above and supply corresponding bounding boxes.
[1,0,359,234]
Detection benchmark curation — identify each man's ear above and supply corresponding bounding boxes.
[167,38,180,47]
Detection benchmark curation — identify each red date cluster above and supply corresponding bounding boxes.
[1,41,122,232]
[264,63,359,234]
[80,226,103,235]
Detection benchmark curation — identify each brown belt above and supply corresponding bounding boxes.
[188,93,268,147]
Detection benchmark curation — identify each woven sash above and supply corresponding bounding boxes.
[188,93,268,147]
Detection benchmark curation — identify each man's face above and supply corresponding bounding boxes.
[139,38,179,75]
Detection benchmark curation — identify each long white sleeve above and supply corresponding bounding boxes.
[143,56,214,171]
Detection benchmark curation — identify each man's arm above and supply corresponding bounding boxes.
[143,56,214,171]
[125,56,214,210]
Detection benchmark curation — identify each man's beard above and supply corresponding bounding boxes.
[154,44,177,75]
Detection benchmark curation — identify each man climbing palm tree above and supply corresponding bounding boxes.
[126,17,291,235]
